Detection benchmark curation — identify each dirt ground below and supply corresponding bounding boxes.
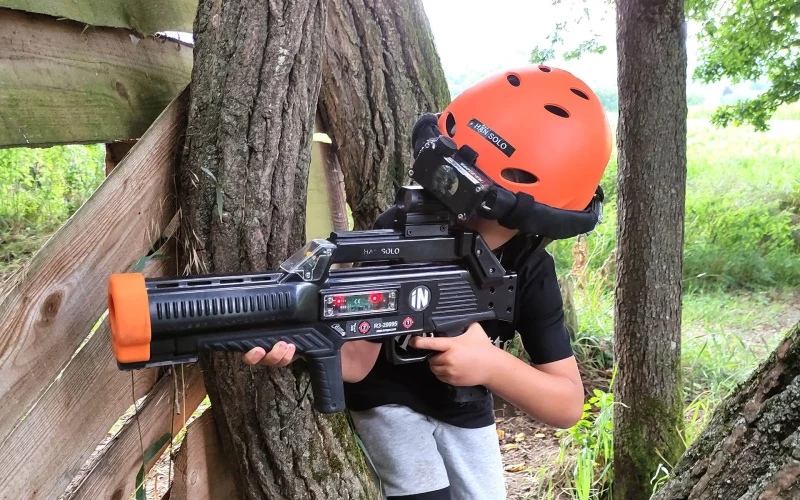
[494,398,566,499]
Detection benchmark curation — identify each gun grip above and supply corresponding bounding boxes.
[307,354,346,413]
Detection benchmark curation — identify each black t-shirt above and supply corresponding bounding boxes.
[343,208,575,428]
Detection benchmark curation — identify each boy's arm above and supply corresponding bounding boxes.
[341,341,382,382]
[410,326,584,429]
[483,350,584,429]
[411,249,585,429]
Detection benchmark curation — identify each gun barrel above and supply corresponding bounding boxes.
[108,272,318,364]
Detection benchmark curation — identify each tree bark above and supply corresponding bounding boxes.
[177,1,377,498]
[653,321,800,499]
[614,0,688,497]
[318,0,451,229]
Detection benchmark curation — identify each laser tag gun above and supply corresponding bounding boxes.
[109,186,518,414]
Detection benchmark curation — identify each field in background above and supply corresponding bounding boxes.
[537,117,800,498]
[1,116,798,500]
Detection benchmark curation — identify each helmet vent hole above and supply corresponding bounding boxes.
[538,65,552,73]
[570,88,589,100]
[500,168,538,184]
[507,74,521,86]
[445,112,457,137]
[544,104,569,118]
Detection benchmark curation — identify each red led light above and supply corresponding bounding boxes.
[369,293,383,304]
[333,296,345,307]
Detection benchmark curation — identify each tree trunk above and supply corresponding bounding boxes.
[653,321,800,499]
[613,0,688,497]
[317,0,451,229]
[177,1,378,499]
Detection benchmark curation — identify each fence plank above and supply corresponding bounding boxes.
[0,88,188,446]
[170,410,239,500]
[0,0,197,35]
[0,242,175,498]
[0,9,192,148]
[70,364,207,500]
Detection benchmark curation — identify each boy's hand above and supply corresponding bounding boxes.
[242,342,297,367]
[409,323,504,387]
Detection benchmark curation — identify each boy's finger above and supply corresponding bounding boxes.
[427,351,450,366]
[242,347,266,365]
[259,342,288,366]
[409,335,452,352]
[274,344,297,367]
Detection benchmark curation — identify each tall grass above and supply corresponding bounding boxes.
[0,145,105,277]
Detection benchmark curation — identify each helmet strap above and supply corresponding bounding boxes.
[484,186,604,240]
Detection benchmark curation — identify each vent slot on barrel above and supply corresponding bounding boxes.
[155,291,292,320]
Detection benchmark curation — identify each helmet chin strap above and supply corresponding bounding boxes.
[481,184,605,240]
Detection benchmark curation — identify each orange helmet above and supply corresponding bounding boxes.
[437,65,612,211]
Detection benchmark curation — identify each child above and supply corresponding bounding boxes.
[243,65,612,500]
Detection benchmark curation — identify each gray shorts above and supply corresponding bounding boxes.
[350,404,506,500]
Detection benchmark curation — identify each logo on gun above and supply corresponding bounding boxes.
[358,321,371,334]
[403,317,414,329]
[409,286,431,311]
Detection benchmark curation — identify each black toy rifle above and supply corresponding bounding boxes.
[110,186,517,413]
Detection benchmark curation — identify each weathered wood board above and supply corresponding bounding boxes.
[0,89,187,447]
[70,365,207,500]
[0,9,192,148]
[170,410,239,500]
[0,246,174,499]
[0,0,198,35]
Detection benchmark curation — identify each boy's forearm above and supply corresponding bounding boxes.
[341,341,382,383]
[484,351,584,429]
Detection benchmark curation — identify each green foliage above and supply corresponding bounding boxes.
[0,145,104,232]
[687,0,800,130]
[0,144,104,277]
[554,376,616,500]
[529,0,614,66]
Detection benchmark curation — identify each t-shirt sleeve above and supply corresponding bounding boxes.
[516,250,574,365]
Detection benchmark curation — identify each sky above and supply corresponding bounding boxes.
[420,0,705,96]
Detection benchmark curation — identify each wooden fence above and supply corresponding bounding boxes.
[0,3,345,498]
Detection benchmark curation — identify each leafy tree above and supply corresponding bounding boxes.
[531,0,800,130]
[687,0,800,130]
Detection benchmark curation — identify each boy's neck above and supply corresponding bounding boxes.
[459,218,519,251]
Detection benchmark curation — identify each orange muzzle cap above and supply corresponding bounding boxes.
[108,273,151,363]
